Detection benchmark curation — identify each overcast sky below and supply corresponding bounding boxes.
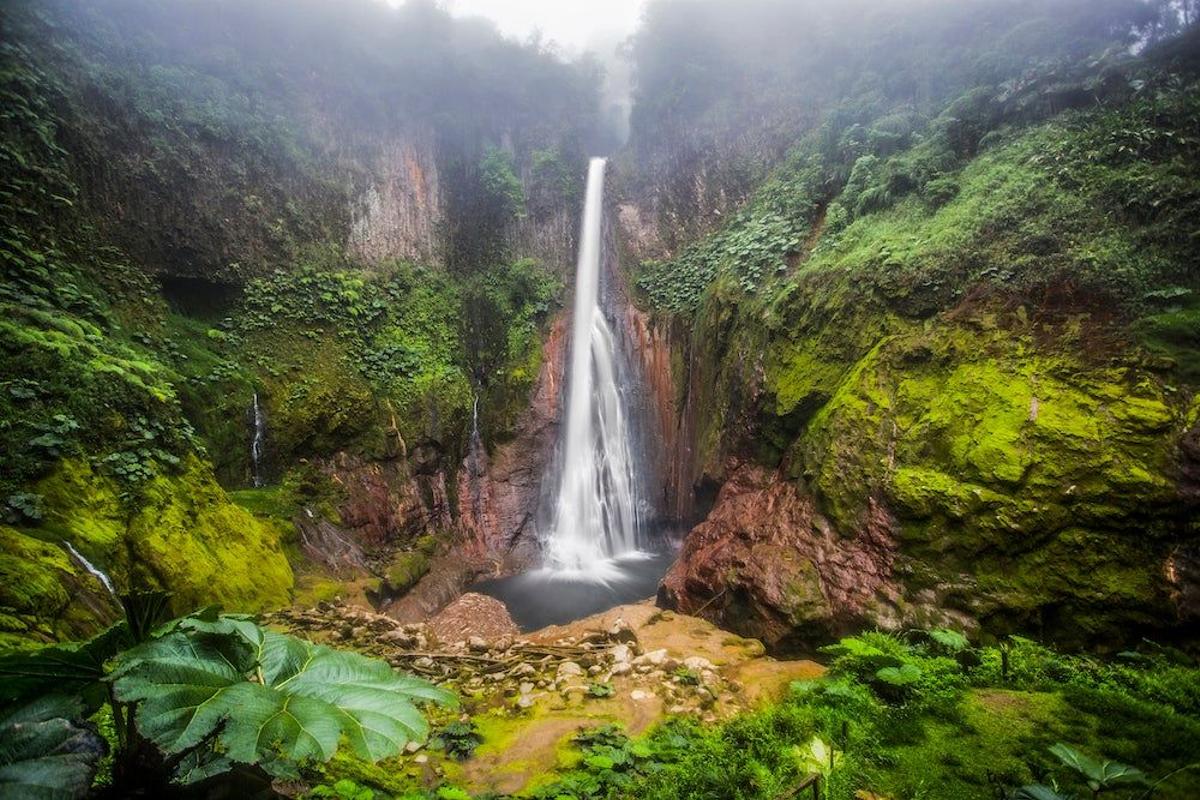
[389,0,648,54]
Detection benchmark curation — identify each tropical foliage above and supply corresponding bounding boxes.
[0,594,452,797]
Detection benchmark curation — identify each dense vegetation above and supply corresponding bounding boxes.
[521,634,1200,800]
[624,3,1200,648]
[0,0,583,647]
[291,631,1200,800]
[1,0,1198,798]
[620,0,1193,249]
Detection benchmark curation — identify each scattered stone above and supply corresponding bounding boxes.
[630,689,651,702]
[468,636,488,653]
[608,618,637,644]
[634,649,668,667]
[556,661,584,680]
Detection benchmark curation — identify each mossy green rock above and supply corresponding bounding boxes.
[0,525,119,649]
[800,319,1187,643]
[382,535,438,595]
[33,456,293,628]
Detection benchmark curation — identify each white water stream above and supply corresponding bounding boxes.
[63,540,118,599]
[542,158,645,579]
[251,392,265,487]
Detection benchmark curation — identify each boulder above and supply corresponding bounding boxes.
[426,592,519,642]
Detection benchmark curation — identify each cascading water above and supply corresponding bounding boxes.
[251,392,265,488]
[475,156,671,629]
[62,541,118,599]
[542,157,644,578]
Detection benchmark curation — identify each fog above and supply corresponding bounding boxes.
[434,0,646,54]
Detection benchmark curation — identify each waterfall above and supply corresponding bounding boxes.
[542,157,644,577]
[465,393,487,521]
[62,541,118,599]
[251,392,265,487]
[466,393,485,477]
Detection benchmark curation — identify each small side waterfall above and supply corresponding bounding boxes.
[251,392,265,487]
[63,541,118,599]
[466,394,487,479]
[464,393,488,522]
[542,158,644,577]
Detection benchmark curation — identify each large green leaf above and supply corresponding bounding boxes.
[112,624,455,781]
[0,623,130,711]
[0,695,105,800]
[927,628,970,652]
[875,663,923,686]
[112,633,250,754]
[1049,743,1148,790]
[1012,785,1069,800]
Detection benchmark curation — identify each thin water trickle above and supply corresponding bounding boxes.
[542,158,645,580]
[251,392,265,487]
[63,541,118,599]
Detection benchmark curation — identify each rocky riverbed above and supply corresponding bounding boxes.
[265,596,823,794]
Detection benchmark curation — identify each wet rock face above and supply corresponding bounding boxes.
[456,314,569,568]
[325,452,455,548]
[655,316,1200,651]
[347,128,442,266]
[659,462,909,652]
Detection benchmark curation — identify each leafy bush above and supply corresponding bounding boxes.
[305,778,379,799]
[429,720,483,761]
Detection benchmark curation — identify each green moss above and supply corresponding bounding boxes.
[292,577,348,607]
[35,459,126,558]
[317,749,421,796]
[799,318,1186,642]
[1134,299,1200,384]
[31,456,292,625]
[0,526,75,641]
[384,549,432,595]
[0,525,119,649]
[125,455,293,613]
[247,326,384,459]
[868,689,1082,798]
[227,486,296,519]
[779,558,832,626]
[888,467,1003,520]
